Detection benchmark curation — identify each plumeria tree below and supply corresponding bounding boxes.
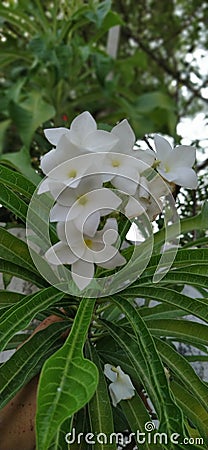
[0,1,208,450]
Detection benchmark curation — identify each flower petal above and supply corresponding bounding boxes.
[97,250,126,269]
[41,135,83,176]
[90,188,122,212]
[133,148,155,167]
[84,130,118,152]
[109,375,135,407]
[37,178,49,194]
[40,149,57,175]
[70,111,97,145]
[159,166,198,189]
[111,119,135,153]
[50,204,69,222]
[125,197,146,219]
[45,242,78,265]
[72,259,94,290]
[112,174,138,195]
[44,127,70,145]
[154,134,172,162]
[56,222,66,242]
[167,145,196,169]
[49,180,67,200]
[82,211,100,237]
[104,364,117,382]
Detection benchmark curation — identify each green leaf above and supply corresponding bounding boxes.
[0,227,37,273]
[0,146,41,184]
[0,119,11,153]
[9,92,55,147]
[0,287,64,351]
[155,338,208,411]
[87,343,116,450]
[120,286,208,323]
[48,417,72,450]
[0,320,69,409]
[135,91,175,113]
[0,182,28,221]
[139,303,186,320]
[153,203,208,249]
[0,3,37,33]
[85,0,112,28]
[2,273,12,289]
[0,164,36,198]
[36,298,98,450]
[170,381,208,442]
[138,269,208,290]
[0,259,47,288]
[147,319,208,347]
[121,393,163,450]
[108,296,184,438]
[0,290,24,307]
[70,407,90,450]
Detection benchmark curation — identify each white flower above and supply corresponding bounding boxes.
[50,187,122,237]
[154,134,197,189]
[104,364,135,407]
[125,174,169,220]
[45,219,126,290]
[38,151,96,196]
[101,120,154,194]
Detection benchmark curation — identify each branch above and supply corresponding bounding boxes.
[196,158,208,172]
[136,39,208,104]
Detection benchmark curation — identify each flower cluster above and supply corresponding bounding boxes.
[38,111,197,290]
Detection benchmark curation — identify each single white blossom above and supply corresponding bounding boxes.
[154,134,197,189]
[104,364,135,406]
[50,187,122,237]
[45,219,125,290]
[39,150,102,196]
[101,120,154,194]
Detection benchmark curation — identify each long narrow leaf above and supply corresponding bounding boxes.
[0,260,47,288]
[155,338,208,411]
[0,227,38,273]
[170,381,208,443]
[0,182,28,222]
[109,296,184,438]
[120,286,208,323]
[0,321,69,409]
[147,319,208,346]
[36,298,98,450]
[0,287,64,351]
[87,343,117,450]
[0,164,36,198]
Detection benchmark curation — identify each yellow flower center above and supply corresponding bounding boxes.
[78,194,88,205]
[112,159,120,167]
[68,169,77,178]
[84,238,92,248]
